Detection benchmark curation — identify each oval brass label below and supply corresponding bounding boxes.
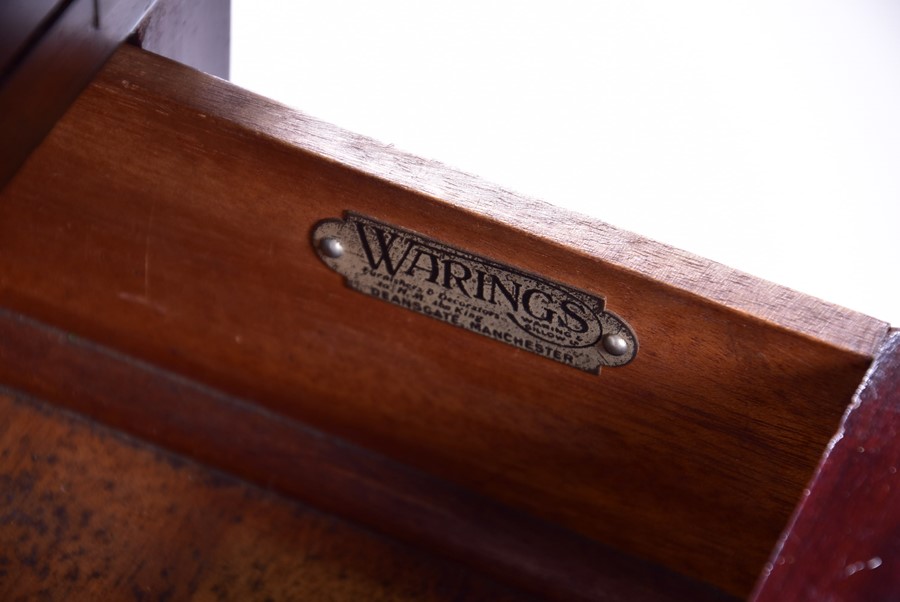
[312,213,637,374]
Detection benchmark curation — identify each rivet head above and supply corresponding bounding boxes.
[319,237,344,258]
[602,333,628,356]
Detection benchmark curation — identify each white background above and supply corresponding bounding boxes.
[231,1,900,325]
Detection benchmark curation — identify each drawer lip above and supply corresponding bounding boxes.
[0,44,890,598]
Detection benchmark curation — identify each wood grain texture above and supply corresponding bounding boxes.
[167,59,888,360]
[0,307,735,602]
[751,330,900,601]
[0,46,886,596]
[0,391,535,602]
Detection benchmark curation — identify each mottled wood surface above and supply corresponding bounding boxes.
[0,391,536,602]
[751,330,900,601]
[0,46,885,596]
[0,307,735,602]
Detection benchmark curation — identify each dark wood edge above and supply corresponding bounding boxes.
[0,305,736,602]
[1,0,232,188]
[0,0,157,189]
[0,0,73,79]
[751,329,900,601]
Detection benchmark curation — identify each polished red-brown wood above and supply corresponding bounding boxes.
[0,307,734,602]
[0,391,534,602]
[751,330,900,601]
[0,45,885,596]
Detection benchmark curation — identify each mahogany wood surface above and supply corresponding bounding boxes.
[0,46,888,595]
[0,307,735,602]
[751,330,900,601]
[0,391,535,602]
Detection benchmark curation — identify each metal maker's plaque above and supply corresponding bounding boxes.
[312,213,638,374]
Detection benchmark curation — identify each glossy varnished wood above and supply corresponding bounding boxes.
[751,330,900,601]
[0,46,887,596]
[0,307,735,602]
[0,391,535,602]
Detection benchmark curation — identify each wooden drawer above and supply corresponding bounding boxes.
[1,23,896,601]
